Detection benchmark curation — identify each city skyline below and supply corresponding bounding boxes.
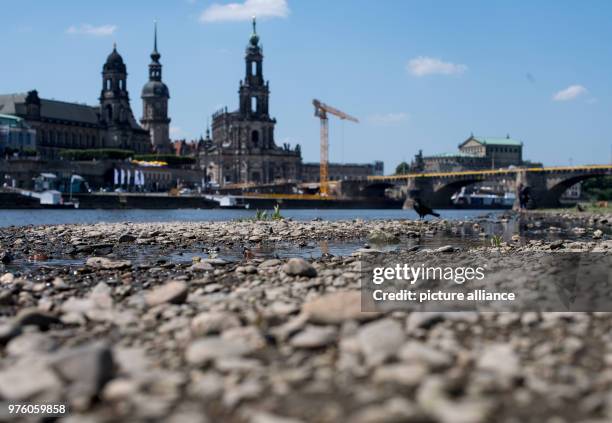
[2,0,611,172]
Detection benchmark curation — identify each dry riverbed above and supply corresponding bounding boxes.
[0,213,611,422]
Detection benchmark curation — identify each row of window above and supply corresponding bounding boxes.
[40,129,98,148]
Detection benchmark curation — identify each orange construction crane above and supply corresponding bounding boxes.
[312,99,359,196]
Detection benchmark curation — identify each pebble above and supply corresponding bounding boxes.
[357,318,405,366]
[145,281,188,306]
[303,291,376,324]
[86,257,132,270]
[185,337,256,366]
[290,325,337,349]
[282,258,317,277]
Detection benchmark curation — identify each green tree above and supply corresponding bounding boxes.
[581,176,612,201]
[395,161,410,175]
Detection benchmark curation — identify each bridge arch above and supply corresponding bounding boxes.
[546,173,608,206]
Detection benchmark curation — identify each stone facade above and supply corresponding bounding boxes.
[301,161,384,182]
[0,45,151,159]
[419,135,523,172]
[199,19,301,187]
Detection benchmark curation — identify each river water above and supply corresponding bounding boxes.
[0,208,498,228]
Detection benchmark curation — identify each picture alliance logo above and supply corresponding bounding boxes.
[372,263,487,285]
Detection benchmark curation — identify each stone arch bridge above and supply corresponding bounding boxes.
[338,165,612,208]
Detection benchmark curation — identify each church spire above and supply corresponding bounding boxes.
[151,21,160,63]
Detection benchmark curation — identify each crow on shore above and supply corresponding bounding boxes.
[412,198,440,220]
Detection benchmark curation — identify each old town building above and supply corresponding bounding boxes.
[0,45,151,159]
[140,23,172,153]
[199,19,301,186]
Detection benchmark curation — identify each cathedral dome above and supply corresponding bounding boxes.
[141,80,169,98]
[104,45,127,73]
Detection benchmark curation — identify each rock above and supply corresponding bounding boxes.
[118,233,137,243]
[358,318,405,366]
[367,230,400,244]
[236,265,258,274]
[282,258,317,277]
[189,262,214,272]
[435,245,456,253]
[0,250,13,264]
[351,397,418,423]
[51,344,115,399]
[593,229,603,239]
[145,281,188,306]
[303,291,377,324]
[406,312,445,331]
[14,308,61,331]
[191,311,241,336]
[259,259,282,269]
[477,344,520,385]
[398,341,452,370]
[7,331,56,356]
[0,360,62,400]
[186,337,256,366]
[373,363,427,387]
[86,257,132,270]
[290,325,337,349]
[0,272,15,284]
[250,411,306,423]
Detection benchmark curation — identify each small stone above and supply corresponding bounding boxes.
[367,230,400,244]
[0,251,13,264]
[250,411,305,423]
[373,363,427,387]
[259,259,282,268]
[236,265,258,274]
[191,311,241,336]
[358,318,405,366]
[145,281,188,306]
[14,308,61,331]
[282,258,317,277]
[290,325,337,349]
[593,229,603,239]
[0,273,15,284]
[406,312,445,331]
[477,343,520,384]
[86,257,131,270]
[303,291,377,324]
[435,245,456,253]
[50,343,115,400]
[398,341,452,370]
[190,262,214,272]
[118,233,137,243]
[186,337,256,366]
[0,361,62,400]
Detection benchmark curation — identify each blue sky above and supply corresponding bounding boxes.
[2,0,611,172]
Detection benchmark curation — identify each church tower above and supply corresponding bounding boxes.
[100,44,151,153]
[141,22,171,153]
[239,17,270,122]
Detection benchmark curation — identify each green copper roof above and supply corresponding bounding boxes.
[472,136,523,146]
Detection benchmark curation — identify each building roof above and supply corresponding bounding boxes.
[0,113,24,125]
[460,135,523,148]
[0,93,100,125]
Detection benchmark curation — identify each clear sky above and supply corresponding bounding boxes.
[2,0,611,173]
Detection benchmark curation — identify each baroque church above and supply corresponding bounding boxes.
[199,18,302,186]
[0,24,171,158]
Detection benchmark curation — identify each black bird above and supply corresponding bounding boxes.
[412,198,440,220]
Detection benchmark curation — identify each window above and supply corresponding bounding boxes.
[251,97,257,113]
[251,61,256,76]
[251,130,259,147]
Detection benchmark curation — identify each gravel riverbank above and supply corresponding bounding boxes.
[0,214,611,422]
